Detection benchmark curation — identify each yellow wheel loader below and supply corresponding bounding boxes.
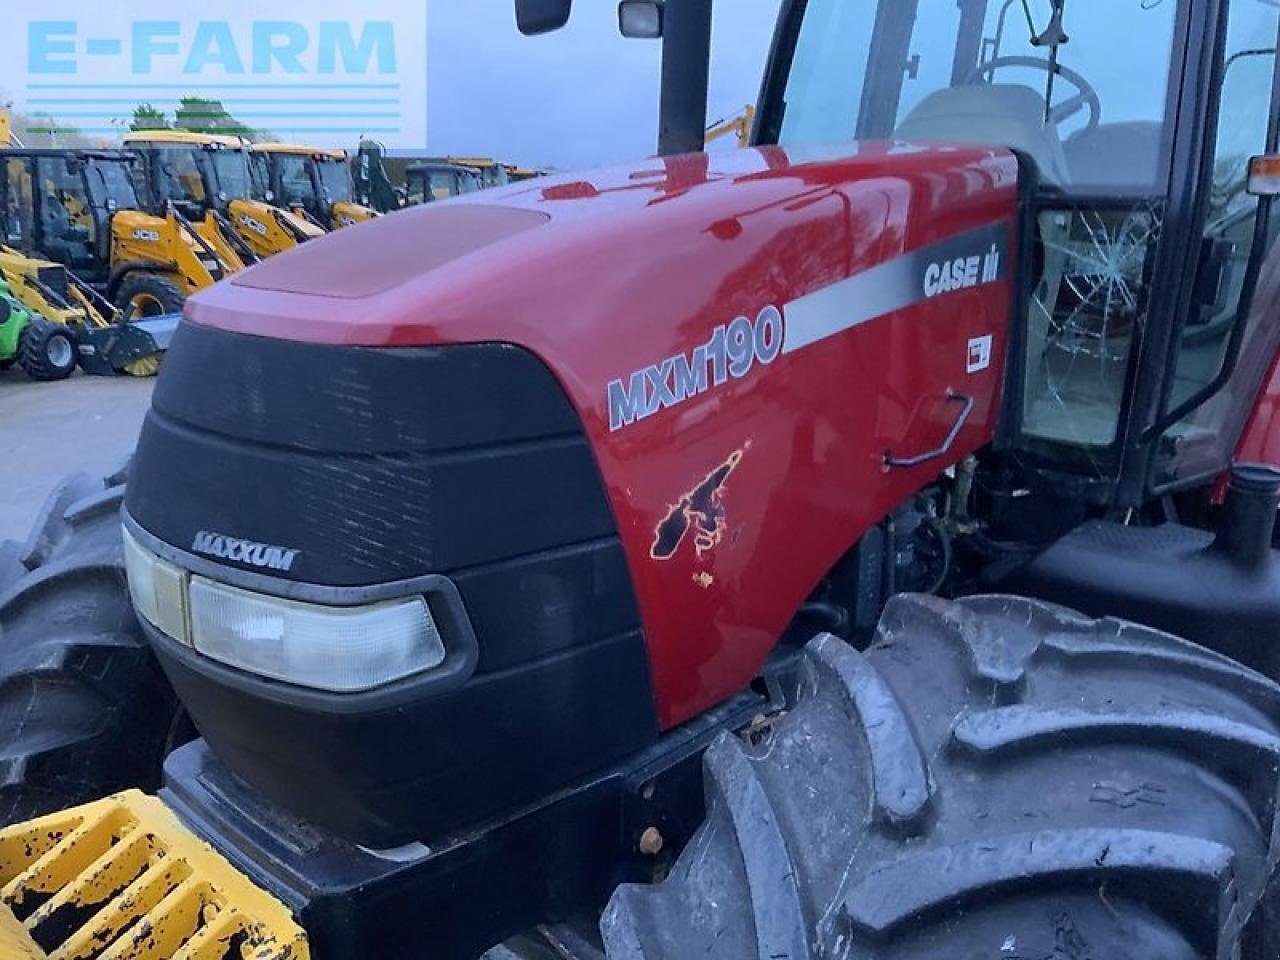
[125,131,324,262]
[250,143,379,230]
[1,149,234,317]
[0,244,172,377]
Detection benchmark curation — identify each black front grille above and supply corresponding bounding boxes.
[128,321,657,844]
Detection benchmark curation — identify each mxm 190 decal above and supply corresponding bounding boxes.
[608,306,783,432]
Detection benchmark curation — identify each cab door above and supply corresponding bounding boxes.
[1141,0,1280,493]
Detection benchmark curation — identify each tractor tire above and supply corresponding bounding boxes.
[17,317,77,382]
[115,274,186,320]
[0,463,181,825]
[603,594,1280,960]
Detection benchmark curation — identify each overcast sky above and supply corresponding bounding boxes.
[426,1,782,169]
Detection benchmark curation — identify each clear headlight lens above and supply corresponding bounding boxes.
[123,527,189,644]
[123,526,446,693]
[189,578,444,693]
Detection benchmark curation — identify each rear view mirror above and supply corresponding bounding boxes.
[620,0,665,38]
[1248,154,1280,197]
[515,0,572,35]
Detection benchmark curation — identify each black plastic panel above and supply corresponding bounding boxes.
[127,322,658,845]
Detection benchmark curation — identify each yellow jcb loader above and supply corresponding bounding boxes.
[1,148,237,317]
[251,142,380,230]
[125,131,325,262]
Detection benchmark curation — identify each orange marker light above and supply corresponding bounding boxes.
[1247,154,1280,197]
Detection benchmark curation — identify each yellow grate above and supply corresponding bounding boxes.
[0,792,309,960]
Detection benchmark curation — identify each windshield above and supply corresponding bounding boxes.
[249,153,271,201]
[208,149,252,201]
[777,0,1182,192]
[87,159,139,209]
[317,158,353,203]
[275,154,316,208]
[147,145,210,207]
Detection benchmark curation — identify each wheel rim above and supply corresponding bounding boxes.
[129,293,166,318]
[46,335,73,369]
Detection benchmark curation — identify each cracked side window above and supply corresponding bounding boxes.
[1022,204,1163,468]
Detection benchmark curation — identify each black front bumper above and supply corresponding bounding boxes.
[161,688,765,960]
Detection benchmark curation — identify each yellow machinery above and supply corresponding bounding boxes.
[124,131,323,264]
[442,156,512,189]
[1,148,237,317]
[0,792,307,959]
[704,105,755,148]
[403,160,483,205]
[250,143,378,230]
[0,245,170,377]
[0,109,12,148]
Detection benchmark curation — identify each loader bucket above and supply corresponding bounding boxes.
[0,792,308,960]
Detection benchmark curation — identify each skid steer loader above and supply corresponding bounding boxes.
[0,149,234,318]
[250,143,379,231]
[0,245,171,378]
[125,131,325,263]
[6,0,1280,957]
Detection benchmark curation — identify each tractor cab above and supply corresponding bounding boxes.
[405,161,484,205]
[445,156,512,189]
[0,150,140,285]
[124,131,251,220]
[751,0,1280,506]
[251,143,378,230]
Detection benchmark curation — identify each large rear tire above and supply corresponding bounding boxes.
[604,595,1280,960]
[0,464,181,825]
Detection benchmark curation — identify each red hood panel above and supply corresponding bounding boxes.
[185,142,1022,730]
[231,205,549,299]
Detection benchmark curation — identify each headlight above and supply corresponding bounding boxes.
[123,527,190,644]
[123,526,446,693]
[188,578,445,693]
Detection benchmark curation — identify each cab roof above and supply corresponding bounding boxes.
[123,130,247,149]
[253,143,348,161]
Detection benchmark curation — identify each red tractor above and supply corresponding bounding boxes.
[4,0,1280,957]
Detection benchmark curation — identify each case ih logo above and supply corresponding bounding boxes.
[608,305,784,432]
[192,531,300,572]
[923,244,1002,298]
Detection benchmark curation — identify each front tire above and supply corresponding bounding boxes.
[604,595,1280,959]
[0,465,181,824]
[17,317,77,382]
[115,274,186,319]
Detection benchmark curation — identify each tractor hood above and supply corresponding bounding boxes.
[144,141,1019,764]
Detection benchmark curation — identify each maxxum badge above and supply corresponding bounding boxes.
[192,531,301,572]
